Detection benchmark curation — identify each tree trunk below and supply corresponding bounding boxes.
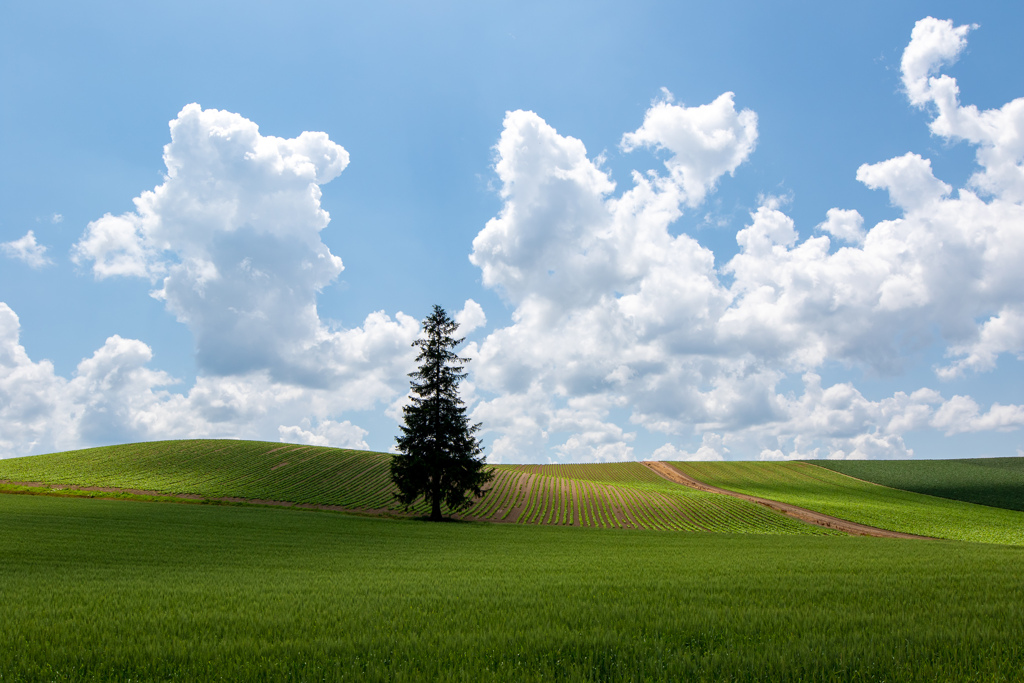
[430,492,442,521]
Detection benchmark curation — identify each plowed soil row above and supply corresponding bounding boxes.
[641,462,931,539]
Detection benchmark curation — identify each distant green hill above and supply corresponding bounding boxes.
[0,439,411,510]
[670,460,1024,545]
[812,457,1024,511]
[0,440,831,535]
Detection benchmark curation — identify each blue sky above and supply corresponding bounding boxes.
[2,1,1023,461]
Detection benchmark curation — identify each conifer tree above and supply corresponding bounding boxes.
[391,305,493,521]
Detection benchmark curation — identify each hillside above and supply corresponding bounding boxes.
[8,441,1022,543]
[0,440,833,535]
[812,457,1024,511]
[669,461,1024,545]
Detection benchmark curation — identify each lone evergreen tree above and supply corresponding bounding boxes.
[391,305,493,521]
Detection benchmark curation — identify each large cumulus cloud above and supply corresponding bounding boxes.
[3,19,1023,463]
[467,18,1024,462]
[0,105,421,459]
[0,301,408,458]
[73,104,418,388]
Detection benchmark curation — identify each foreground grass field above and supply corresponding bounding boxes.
[0,441,832,535]
[670,461,1024,545]
[1,493,1022,682]
[814,457,1024,511]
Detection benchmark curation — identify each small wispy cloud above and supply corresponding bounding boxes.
[1,230,52,268]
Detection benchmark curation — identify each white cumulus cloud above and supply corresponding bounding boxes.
[0,105,424,458]
[2,231,52,268]
[278,419,369,449]
[931,395,1024,435]
[0,304,72,456]
[902,17,1024,202]
[901,16,975,109]
[939,306,1024,378]
[652,433,728,461]
[72,103,418,388]
[0,299,410,458]
[816,208,865,245]
[454,299,487,335]
[3,19,1023,463]
[621,89,758,207]
[464,17,1024,462]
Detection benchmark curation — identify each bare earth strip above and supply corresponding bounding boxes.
[508,474,537,522]
[641,462,932,539]
[453,472,534,524]
[607,486,642,530]
[604,485,630,527]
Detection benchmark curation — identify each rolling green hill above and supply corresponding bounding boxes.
[0,440,832,536]
[669,460,1024,545]
[813,457,1024,511]
[7,441,1023,543]
[0,440,412,510]
[489,462,831,533]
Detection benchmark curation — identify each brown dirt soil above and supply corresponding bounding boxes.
[602,484,630,528]
[606,486,639,529]
[640,462,932,539]
[504,473,536,522]
[452,471,531,524]
[567,479,581,527]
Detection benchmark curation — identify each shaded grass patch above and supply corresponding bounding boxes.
[814,457,1024,511]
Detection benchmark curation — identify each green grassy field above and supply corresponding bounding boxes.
[0,440,412,510]
[1,493,1022,682]
[669,461,1024,545]
[0,441,834,535]
[814,457,1024,511]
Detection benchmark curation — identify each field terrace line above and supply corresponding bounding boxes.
[641,461,933,539]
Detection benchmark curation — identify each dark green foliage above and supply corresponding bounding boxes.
[3,493,1024,682]
[814,457,1024,511]
[392,305,493,520]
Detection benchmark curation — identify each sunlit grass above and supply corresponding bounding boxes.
[1,493,1022,681]
[671,460,1024,545]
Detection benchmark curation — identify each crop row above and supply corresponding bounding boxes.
[0,441,415,511]
[1,441,841,535]
[502,462,665,485]
[459,465,837,534]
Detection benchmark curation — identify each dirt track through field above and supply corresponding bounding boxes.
[641,462,933,539]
